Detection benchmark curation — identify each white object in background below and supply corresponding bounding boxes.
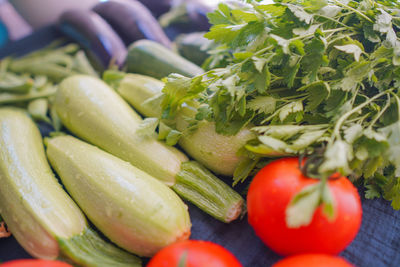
[8,0,101,29]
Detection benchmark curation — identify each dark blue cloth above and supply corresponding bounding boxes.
[1,197,399,266]
[0,26,399,267]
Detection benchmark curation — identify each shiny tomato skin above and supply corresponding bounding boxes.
[272,254,355,267]
[247,157,362,256]
[0,259,73,267]
[147,240,243,267]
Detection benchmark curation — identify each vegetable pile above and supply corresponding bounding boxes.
[160,0,400,222]
[1,0,400,266]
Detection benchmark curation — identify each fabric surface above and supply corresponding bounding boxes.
[0,26,399,267]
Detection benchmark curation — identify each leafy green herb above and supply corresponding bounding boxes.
[160,0,400,225]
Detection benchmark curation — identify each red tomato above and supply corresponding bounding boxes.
[247,157,362,255]
[147,240,243,267]
[272,254,355,267]
[0,259,73,267]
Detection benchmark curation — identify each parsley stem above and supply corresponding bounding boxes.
[332,89,393,139]
[290,27,348,41]
[368,93,391,129]
[389,91,400,120]
[314,14,352,29]
[333,0,373,23]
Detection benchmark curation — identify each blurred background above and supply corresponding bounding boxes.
[0,0,229,48]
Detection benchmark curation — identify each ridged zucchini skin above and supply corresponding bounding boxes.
[126,40,203,79]
[47,135,191,257]
[54,75,244,223]
[54,75,186,186]
[0,108,142,266]
[0,108,86,259]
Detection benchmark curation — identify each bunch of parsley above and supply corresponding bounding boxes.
[160,0,400,223]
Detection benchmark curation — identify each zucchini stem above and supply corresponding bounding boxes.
[173,161,244,223]
[58,228,141,267]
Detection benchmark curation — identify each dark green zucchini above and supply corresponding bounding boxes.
[175,32,211,66]
[126,39,203,79]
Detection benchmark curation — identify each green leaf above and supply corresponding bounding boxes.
[293,24,321,36]
[178,251,188,267]
[364,183,381,199]
[301,37,327,83]
[380,122,400,176]
[270,34,290,54]
[233,157,259,185]
[278,101,303,122]
[321,182,336,221]
[393,46,400,66]
[383,177,400,210]
[207,3,232,25]
[195,105,212,121]
[162,75,205,117]
[204,24,243,45]
[234,51,254,61]
[290,39,306,55]
[287,4,313,24]
[334,44,363,62]
[344,124,363,143]
[135,118,159,137]
[245,143,291,157]
[363,24,381,43]
[340,61,371,92]
[319,140,353,176]
[363,156,384,178]
[298,81,330,111]
[251,135,292,155]
[253,125,326,140]
[285,58,301,88]
[289,129,326,150]
[231,9,258,22]
[165,129,182,146]
[233,21,266,48]
[373,9,392,34]
[286,183,321,228]
[158,121,172,140]
[253,65,271,94]
[252,57,267,73]
[257,4,287,17]
[318,5,341,17]
[248,96,276,114]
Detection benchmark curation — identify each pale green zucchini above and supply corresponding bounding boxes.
[116,73,255,176]
[0,108,141,266]
[46,135,191,257]
[54,75,243,223]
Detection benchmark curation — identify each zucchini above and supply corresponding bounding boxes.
[115,73,255,176]
[47,135,191,257]
[0,108,141,266]
[54,75,244,223]
[175,32,211,66]
[126,40,203,79]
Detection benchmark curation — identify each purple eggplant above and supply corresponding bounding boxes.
[160,0,212,39]
[59,9,127,68]
[93,0,171,48]
[137,0,173,18]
